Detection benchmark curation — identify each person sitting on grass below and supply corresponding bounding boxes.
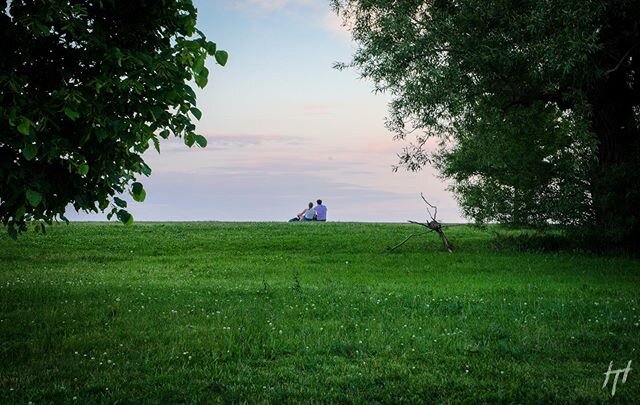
[301,202,316,221]
[289,202,316,222]
[314,199,327,222]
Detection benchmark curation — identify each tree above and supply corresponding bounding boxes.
[0,0,228,238]
[332,0,639,245]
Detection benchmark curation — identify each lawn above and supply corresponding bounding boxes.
[1,222,638,403]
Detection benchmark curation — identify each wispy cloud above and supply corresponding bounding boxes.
[152,133,307,153]
[205,133,306,148]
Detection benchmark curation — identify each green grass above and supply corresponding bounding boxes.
[1,222,638,403]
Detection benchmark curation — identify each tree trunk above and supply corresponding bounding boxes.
[588,24,640,246]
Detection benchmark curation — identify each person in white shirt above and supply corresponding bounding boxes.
[298,202,315,221]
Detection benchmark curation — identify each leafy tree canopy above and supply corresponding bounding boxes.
[333,0,639,245]
[0,0,227,238]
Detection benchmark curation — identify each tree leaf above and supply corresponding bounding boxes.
[113,196,127,208]
[26,190,43,207]
[15,206,26,221]
[140,163,152,176]
[194,134,208,148]
[99,198,110,211]
[193,55,205,75]
[116,209,134,225]
[131,182,146,202]
[215,50,228,66]
[205,41,217,55]
[194,72,208,88]
[64,107,80,121]
[17,118,31,135]
[190,107,202,120]
[23,143,37,160]
[78,163,89,176]
[184,133,196,147]
[95,127,108,141]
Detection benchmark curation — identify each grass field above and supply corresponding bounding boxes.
[1,222,639,403]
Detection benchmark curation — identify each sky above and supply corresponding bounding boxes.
[72,0,463,223]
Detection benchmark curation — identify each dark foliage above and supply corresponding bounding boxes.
[333,0,640,246]
[0,0,227,237]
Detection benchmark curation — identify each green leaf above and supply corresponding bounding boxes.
[194,134,208,148]
[205,41,217,55]
[17,118,31,135]
[131,182,146,202]
[95,127,108,141]
[183,85,197,103]
[152,137,161,153]
[184,133,196,147]
[64,107,80,121]
[113,196,127,208]
[194,72,208,88]
[140,163,152,176]
[78,163,89,176]
[106,207,117,221]
[26,190,43,207]
[23,143,37,161]
[215,50,229,66]
[32,21,50,36]
[190,107,202,120]
[131,182,143,195]
[99,198,110,211]
[116,209,133,225]
[15,206,26,221]
[193,55,205,75]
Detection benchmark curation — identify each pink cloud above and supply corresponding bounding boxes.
[322,9,353,42]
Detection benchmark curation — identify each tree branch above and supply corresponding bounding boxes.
[385,194,454,253]
[605,44,637,75]
[385,231,430,252]
[420,192,437,220]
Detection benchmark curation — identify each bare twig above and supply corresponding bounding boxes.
[420,192,437,220]
[385,231,430,252]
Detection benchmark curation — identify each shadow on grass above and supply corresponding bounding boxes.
[491,231,569,253]
[490,227,639,256]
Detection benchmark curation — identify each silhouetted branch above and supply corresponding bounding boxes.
[605,44,637,75]
[420,192,437,221]
[386,194,454,253]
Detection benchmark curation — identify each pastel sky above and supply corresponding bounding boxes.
[72,0,463,223]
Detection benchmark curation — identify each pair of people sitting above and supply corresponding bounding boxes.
[290,199,327,222]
